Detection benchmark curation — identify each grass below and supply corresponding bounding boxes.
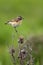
[0,0,43,65]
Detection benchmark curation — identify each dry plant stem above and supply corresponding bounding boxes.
[18,44,24,65]
[14,27,18,32]
[19,48,24,65]
[29,54,34,65]
[12,31,15,44]
[27,42,34,65]
[11,32,16,65]
[11,53,16,65]
[20,59,24,65]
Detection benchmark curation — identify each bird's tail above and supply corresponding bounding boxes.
[5,22,8,24]
[5,21,9,24]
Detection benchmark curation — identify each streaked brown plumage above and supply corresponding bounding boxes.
[5,16,24,32]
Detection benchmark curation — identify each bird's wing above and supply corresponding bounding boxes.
[14,18,19,22]
[10,19,15,22]
[8,18,18,22]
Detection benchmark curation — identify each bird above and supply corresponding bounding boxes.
[5,16,24,32]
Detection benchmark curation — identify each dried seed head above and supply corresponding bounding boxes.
[18,36,24,44]
[18,49,27,60]
[9,46,15,54]
[21,49,26,54]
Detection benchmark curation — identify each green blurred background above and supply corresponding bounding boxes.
[0,0,43,65]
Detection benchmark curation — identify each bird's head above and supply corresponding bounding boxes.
[17,16,24,20]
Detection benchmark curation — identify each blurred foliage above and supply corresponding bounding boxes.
[0,0,43,65]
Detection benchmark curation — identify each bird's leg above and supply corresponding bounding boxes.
[14,27,18,32]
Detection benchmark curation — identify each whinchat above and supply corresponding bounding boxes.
[5,16,24,32]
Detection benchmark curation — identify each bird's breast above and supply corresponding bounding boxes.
[8,21,22,27]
